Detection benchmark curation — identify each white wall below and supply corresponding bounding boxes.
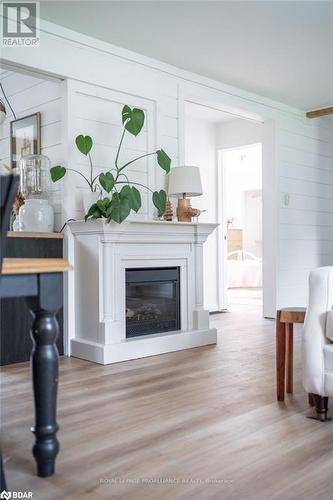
[277,115,333,308]
[243,189,262,258]
[62,81,173,222]
[185,117,218,311]
[216,118,263,150]
[2,18,333,315]
[0,68,64,229]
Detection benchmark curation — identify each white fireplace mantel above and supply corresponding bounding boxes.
[65,220,218,364]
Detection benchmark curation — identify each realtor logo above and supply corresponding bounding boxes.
[1,2,40,46]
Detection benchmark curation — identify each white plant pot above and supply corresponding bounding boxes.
[83,191,100,213]
[18,199,54,232]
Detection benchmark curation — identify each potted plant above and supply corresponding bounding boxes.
[50,105,171,223]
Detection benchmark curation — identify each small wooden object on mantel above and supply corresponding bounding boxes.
[164,198,173,221]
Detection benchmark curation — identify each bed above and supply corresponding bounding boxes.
[227,250,262,288]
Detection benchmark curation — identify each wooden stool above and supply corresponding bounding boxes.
[276,307,306,402]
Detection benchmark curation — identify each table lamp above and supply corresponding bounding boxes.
[168,166,203,222]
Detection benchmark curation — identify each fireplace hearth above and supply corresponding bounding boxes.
[126,267,180,338]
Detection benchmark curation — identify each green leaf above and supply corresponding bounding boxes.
[152,190,167,216]
[120,185,142,213]
[50,166,66,182]
[156,149,171,174]
[120,185,131,198]
[96,198,111,216]
[84,203,102,222]
[130,186,141,213]
[107,192,131,224]
[75,135,93,156]
[122,105,145,136]
[99,172,115,193]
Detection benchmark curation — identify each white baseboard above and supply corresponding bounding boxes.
[71,328,217,365]
[206,304,220,313]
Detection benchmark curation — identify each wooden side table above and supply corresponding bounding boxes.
[276,307,306,402]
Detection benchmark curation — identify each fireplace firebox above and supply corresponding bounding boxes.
[126,267,180,338]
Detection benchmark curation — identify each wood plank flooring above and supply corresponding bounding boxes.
[1,304,333,499]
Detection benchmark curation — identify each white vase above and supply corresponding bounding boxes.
[18,199,54,232]
[83,191,100,213]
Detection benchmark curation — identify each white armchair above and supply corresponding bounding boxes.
[303,267,333,421]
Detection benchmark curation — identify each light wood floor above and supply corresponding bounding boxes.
[2,304,333,499]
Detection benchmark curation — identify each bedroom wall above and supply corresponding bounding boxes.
[2,18,333,315]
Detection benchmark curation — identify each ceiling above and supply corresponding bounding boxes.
[40,1,333,110]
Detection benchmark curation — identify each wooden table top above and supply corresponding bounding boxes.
[7,231,63,239]
[2,258,72,275]
[279,307,306,324]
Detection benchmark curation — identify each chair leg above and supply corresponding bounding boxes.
[308,395,331,422]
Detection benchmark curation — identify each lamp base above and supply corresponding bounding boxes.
[177,198,192,222]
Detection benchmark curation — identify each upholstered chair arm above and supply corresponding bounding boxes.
[302,267,333,396]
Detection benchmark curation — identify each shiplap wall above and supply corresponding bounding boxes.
[1,19,333,314]
[278,115,333,308]
[0,70,180,227]
[0,69,64,229]
[62,81,179,222]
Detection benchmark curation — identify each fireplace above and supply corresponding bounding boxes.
[126,267,180,338]
[68,220,217,364]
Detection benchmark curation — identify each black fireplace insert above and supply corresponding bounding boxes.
[126,267,180,338]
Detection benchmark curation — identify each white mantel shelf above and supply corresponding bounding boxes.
[67,219,218,241]
[65,220,218,365]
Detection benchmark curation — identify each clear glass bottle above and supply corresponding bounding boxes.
[17,154,54,232]
[19,154,50,199]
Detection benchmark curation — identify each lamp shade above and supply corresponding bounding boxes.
[168,166,203,197]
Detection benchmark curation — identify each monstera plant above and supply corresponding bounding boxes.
[50,105,171,223]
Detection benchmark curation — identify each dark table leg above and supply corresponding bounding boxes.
[276,310,286,402]
[27,273,62,477]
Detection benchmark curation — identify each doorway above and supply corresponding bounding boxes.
[184,98,275,317]
[220,143,263,310]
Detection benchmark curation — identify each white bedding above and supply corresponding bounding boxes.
[227,252,262,288]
